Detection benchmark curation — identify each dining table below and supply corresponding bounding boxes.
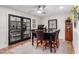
[32,31,56,52]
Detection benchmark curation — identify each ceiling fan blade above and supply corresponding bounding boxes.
[25,5,46,14]
[43,11,46,14]
[26,8,37,13]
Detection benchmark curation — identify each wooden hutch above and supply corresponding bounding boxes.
[65,17,73,42]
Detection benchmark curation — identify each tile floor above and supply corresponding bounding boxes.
[0,39,75,54]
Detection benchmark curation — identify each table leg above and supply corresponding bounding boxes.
[49,35,52,52]
[32,35,34,46]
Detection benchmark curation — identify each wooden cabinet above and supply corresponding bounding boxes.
[65,19,73,42]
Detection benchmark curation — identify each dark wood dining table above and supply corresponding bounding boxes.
[32,31,55,52]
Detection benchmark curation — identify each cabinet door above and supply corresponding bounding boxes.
[22,18,31,39]
[65,22,73,41]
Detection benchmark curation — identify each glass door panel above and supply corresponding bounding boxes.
[9,15,21,43]
[23,18,31,39]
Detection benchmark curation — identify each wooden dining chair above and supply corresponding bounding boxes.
[43,30,60,52]
[51,32,57,52]
[55,29,60,48]
[43,32,57,52]
[43,33,50,50]
[35,30,44,48]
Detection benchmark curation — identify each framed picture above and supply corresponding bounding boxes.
[48,19,57,32]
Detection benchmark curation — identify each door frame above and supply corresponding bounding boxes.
[8,14,31,45]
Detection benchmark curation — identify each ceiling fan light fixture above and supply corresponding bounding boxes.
[37,10,42,14]
[37,5,46,14]
[60,6,64,10]
[39,7,43,10]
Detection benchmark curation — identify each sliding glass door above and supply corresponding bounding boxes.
[8,14,31,45]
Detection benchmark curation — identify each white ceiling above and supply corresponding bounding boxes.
[1,5,72,18]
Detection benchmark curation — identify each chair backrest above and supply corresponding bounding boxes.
[31,29,36,38]
[31,29,36,33]
[52,32,56,41]
[55,29,60,39]
[36,30,44,40]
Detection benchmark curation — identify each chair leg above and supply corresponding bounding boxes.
[57,40,59,48]
[41,40,42,45]
[45,40,48,49]
[53,42,56,52]
[42,40,45,51]
[36,39,38,48]
[54,47,56,52]
[42,44,45,51]
[36,39,43,48]
[42,40,47,51]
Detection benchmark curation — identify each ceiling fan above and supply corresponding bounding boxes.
[36,5,46,14]
[28,5,46,14]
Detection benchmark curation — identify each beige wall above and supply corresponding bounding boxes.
[72,7,79,53]
[40,13,70,40]
[0,6,40,49]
